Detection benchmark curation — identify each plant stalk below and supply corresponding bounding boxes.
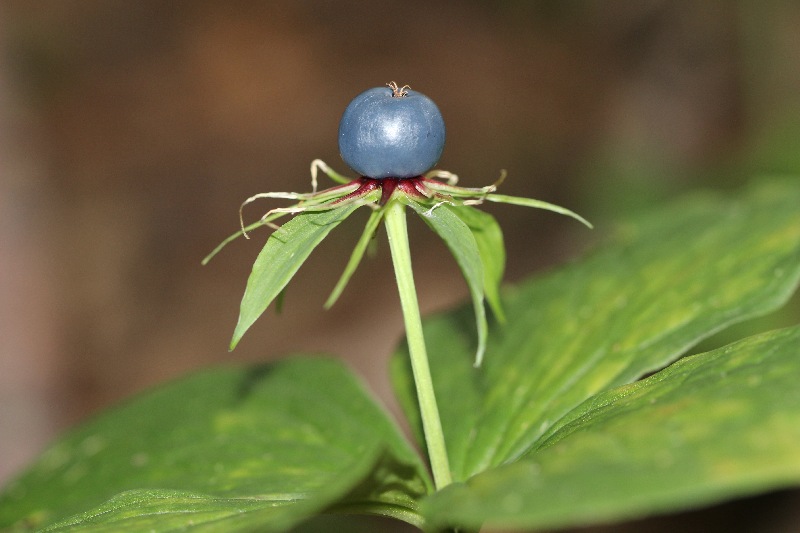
[384,200,453,490]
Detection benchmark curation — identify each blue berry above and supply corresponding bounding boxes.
[338,83,445,179]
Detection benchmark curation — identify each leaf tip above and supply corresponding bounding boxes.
[562,209,593,229]
[473,346,485,368]
[229,325,245,351]
[322,293,338,310]
[489,301,507,324]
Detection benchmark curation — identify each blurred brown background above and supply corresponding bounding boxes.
[2,1,799,531]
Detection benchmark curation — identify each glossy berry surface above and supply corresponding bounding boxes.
[338,85,445,179]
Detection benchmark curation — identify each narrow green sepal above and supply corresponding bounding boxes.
[202,215,288,265]
[325,208,386,309]
[485,193,593,229]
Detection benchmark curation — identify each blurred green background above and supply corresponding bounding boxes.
[1,2,799,531]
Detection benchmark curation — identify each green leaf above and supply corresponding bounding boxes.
[422,325,800,531]
[393,180,800,482]
[450,205,506,323]
[0,358,430,531]
[40,489,314,532]
[407,201,488,367]
[231,200,370,349]
[325,208,385,309]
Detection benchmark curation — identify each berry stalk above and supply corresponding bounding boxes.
[384,199,452,490]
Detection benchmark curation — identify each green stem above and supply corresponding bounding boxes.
[384,200,453,490]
